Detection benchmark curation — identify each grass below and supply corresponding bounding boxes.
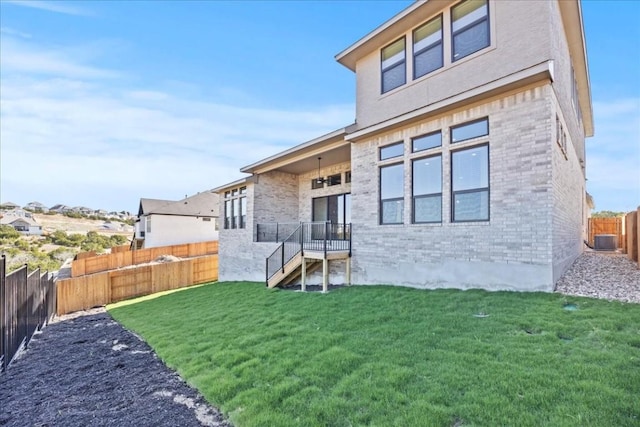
[108,282,640,427]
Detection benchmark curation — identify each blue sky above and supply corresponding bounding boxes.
[1,0,638,213]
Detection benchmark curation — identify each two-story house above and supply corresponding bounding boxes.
[215,0,593,292]
[133,191,220,249]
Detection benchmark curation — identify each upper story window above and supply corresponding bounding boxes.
[451,117,488,143]
[380,142,404,160]
[381,37,406,93]
[413,15,443,79]
[327,173,342,186]
[451,0,490,62]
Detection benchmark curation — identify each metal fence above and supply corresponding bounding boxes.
[256,222,301,243]
[1,256,57,373]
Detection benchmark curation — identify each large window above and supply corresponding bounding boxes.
[224,186,246,229]
[380,163,404,224]
[451,145,489,221]
[413,15,443,79]
[413,155,442,223]
[381,38,406,93]
[451,0,490,62]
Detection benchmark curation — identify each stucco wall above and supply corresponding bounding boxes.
[350,85,556,291]
[354,0,554,129]
[143,214,218,249]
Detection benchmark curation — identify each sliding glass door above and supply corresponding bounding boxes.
[312,193,351,239]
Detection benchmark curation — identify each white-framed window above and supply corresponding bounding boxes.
[451,0,490,62]
[381,37,406,93]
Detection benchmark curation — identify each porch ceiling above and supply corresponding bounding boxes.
[273,144,350,175]
[240,127,352,175]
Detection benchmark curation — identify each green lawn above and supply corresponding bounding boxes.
[108,282,640,427]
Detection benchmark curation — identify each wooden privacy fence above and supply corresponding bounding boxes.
[71,241,218,277]
[588,217,623,249]
[57,254,218,315]
[624,208,639,267]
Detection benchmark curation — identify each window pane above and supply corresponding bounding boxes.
[382,199,404,224]
[382,62,406,93]
[452,145,488,191]
[382,38,405,67]
[414,17,442,50]
[453,190,489,221]
[414,16,442,79]
[452,0,487,31]
[380,142,404,160]
[414,45,443,78]
[412,132,441,152]
[453,21,489,60]
[414,195,442,223]
[413,155,441,196]
[240,197,247,229]
[381,163,404,199]
[313,197,328,222]
[452,0,489,61]
[232,198,239,228]
[327,174,341,186]
[451,118,488,143]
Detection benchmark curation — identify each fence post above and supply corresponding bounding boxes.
[300,223,304,257]
[1,255,5,373]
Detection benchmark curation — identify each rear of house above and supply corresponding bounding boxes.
[216,0,593,292]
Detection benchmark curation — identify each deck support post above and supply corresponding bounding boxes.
[301,257,306,292]
[322,257,328,293]
[346,257,351,286]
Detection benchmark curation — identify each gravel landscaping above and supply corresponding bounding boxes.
[1,249,637,426]
[555,250,640,304]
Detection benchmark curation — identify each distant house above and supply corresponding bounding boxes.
[25,201,49,213]
[3,208,33,219]
[0,213,43,235]
[0,202,20,211]
[94,209,109,217]
[71,206,93,215]
[49,204,72,214]
[133,191,219,249]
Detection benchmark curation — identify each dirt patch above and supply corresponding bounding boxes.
[0,309,231,427]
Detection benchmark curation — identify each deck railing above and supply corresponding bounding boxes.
[256,222,301,242]
[265,222,351,283]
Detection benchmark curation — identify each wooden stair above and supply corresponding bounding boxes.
[267,253,303,288]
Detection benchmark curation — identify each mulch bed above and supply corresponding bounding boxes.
[0,310,231,427]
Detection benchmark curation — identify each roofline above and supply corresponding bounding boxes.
[335,0,429,71]
[239,126,351,174]
[211,177,252,193]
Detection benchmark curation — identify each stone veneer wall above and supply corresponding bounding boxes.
[349,84,557,291]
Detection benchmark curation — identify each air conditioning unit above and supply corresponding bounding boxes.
[594,234,617,251]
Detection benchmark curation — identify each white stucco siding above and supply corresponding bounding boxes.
[143,214,218,249]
